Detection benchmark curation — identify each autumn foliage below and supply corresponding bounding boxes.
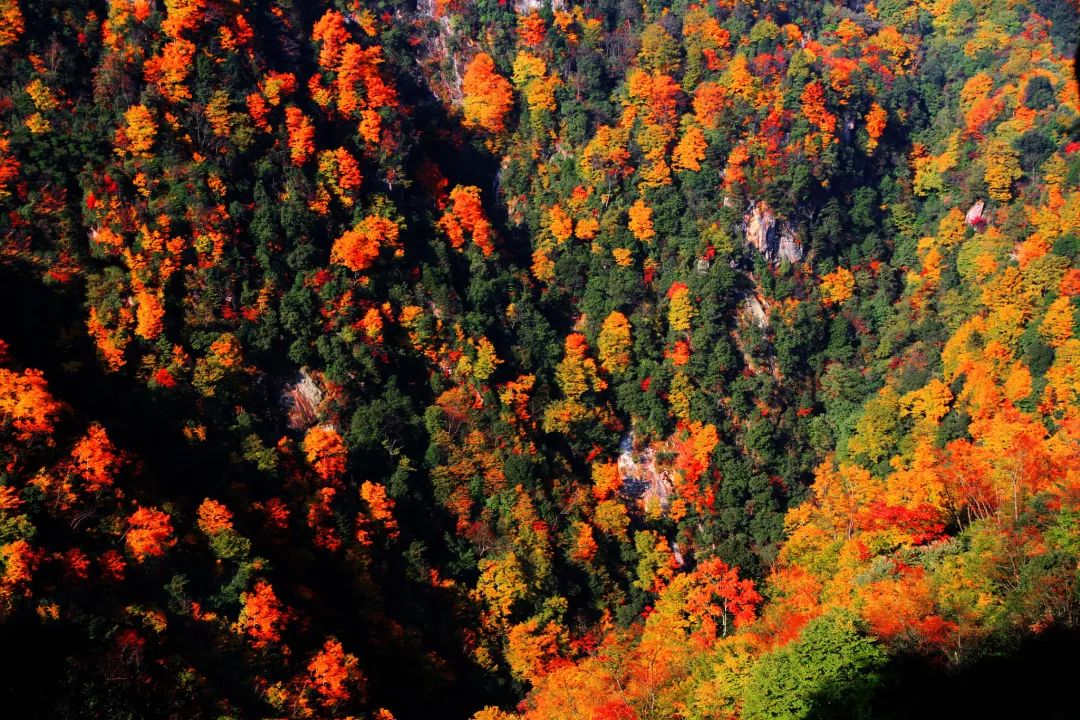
[0,365,64,444]
[598,311,632,374]
[330,215,400,272]
[0,1,1077,718]
[235,580,288,648]
[308,638,364,706]
[462,53,514,134]
[303,425,347,482]
[125,506,175,562]
[285,106,315,165]
[439,185,495,256]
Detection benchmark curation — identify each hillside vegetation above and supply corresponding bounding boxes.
[0,1,1078,718]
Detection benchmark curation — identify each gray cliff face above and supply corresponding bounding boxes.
[743,201,804,264]
[512,0,566,12]
[777,224,803,264]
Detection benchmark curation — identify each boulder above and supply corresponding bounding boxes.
[966,199,986,229]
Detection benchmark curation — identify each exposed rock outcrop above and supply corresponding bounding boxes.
[966,199,986,229]
[777,223,803,263]
[513,0,566,12]
[743,201,803,264]
[740,293,770,329]
[282,368,325,431]
[618,433,672,512]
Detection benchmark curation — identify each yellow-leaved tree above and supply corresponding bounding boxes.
[983,137,1022,202]
[597,311,632,373]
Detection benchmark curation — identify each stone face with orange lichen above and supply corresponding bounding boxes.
[283,369,325,430]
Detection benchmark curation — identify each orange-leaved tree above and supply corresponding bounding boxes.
[438,185,495,256]
[125,506,176,562]
[462,53,514,134]
[234,580,288,648]
[330,215,400,272]
[303,425,347,483]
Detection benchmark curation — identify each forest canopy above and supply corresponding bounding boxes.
[0,0,1079,719]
